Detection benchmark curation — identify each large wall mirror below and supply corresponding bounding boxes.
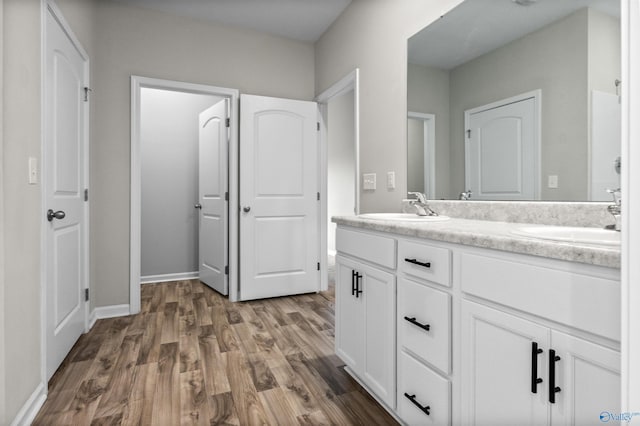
[407,0,621,201]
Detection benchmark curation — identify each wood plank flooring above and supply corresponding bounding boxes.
[33,279,398,425]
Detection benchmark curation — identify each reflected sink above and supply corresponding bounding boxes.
[511,225,620,246]
[358,213,450,222]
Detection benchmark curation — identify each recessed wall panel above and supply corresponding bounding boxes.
[254,216,305,276]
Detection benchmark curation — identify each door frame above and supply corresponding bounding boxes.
[130,76,239,311]
[41,0,91,384]
[408,111,436,198]
[464,89,542,200]
[621,0,640,411]
[316,69,360,290]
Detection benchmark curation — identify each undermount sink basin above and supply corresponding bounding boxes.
[511,225,620,246]
[358,213,450,222]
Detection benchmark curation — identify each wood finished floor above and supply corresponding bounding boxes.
[33,279,397,425]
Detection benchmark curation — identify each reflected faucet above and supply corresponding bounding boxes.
[408,192,438,216]
[606,188,621,232]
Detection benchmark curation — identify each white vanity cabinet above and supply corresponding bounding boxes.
[334,222,621,426]
[460,251,620,426]
[335,228,396,409]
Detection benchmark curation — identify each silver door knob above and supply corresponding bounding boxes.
[194,203,202,209]
[243,206,251,213]
[47,209,66,222]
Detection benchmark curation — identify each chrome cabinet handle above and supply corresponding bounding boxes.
[47,209,66,222]
[243,206,251,213]
[194,203,202,209]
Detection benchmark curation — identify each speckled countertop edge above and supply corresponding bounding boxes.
[332,216,621,269]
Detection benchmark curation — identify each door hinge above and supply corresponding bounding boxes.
[317,262,320,271]
[84,87,92,102]
[84,188,89,202]
[225,192,229,201]
[317,192,320,201]
[466,129,471,138]
[317,122,320,131]
[226,117,230,128]
[84,288,89,302]
[225,265,229,275]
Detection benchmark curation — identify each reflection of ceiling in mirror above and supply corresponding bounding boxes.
[408,0,620,70]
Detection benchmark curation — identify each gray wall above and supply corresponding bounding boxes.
[315,0,464,213]
[140,88,221,278]
[407,63,450,198]
[449,9,589,201]
[91,0,315,307]
[327,90,355,253]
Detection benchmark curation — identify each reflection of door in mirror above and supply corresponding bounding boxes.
[464,91,540,201]
[407,112,435,198]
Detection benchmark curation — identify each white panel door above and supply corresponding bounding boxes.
[198,99,229,295]
[240,94,319,300]
[44,7,88,380]
[465,96,538,200]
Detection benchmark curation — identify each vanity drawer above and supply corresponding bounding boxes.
[398,239,451,287]
[398,351,451,426]
[398,278,451,374]
[460,252,620,341]
[336,227,396,269]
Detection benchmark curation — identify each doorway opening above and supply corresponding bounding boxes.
[317,69,360,282]
[407,112,436,199]
[130,76,239,312]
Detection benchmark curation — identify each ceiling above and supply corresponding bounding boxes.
[409,0,620,70]
[110,0,352,42]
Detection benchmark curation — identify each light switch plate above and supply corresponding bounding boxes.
[548,175,558,189]
[387,171,395,190]
[28,157,38,185]
[363,173,376,190]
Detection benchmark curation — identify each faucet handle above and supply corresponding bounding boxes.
[408,192,427,203]
[606,188,621,205]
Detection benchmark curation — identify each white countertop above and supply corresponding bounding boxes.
[332,215,621,269]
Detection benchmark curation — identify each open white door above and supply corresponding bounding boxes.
[198,99,229,295]
[465,92,539,200]
[44,6,89,380]
[239,94,320,301]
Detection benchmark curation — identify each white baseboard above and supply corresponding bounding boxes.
[140,271,198,284]
[88,304,132,329]
[10,382,46,426]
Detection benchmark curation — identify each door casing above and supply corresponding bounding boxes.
[130,76,239,308]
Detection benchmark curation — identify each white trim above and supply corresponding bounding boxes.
[408,111,436,198]
[41,0,91,387]
[315,68,360,291]
[130,76,240,310]
[9,382,47,426]
[621,0,640,411]
[141,271,199,284]
[88,304,132,329]
[464,89,542,200]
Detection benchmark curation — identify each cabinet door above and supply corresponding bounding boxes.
[462,301,549,425]
[550,331,620,426]
[361,263,396,408]
[335,256,364,371]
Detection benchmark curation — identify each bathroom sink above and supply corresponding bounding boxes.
[358,213,450,222]
[511,225,620,246]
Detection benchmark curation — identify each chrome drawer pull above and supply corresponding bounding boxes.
[404,258,431,269]
[404,392,430,416]
[404,316,430,332]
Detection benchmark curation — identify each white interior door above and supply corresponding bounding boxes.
[465,94,539,200]
[198,99,229,295]
[44,6,88,380]
[239,94,319,301]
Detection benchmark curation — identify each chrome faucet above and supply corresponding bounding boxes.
[606,188,621,231]
[408,192,438,216]
[460,189,472,200]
